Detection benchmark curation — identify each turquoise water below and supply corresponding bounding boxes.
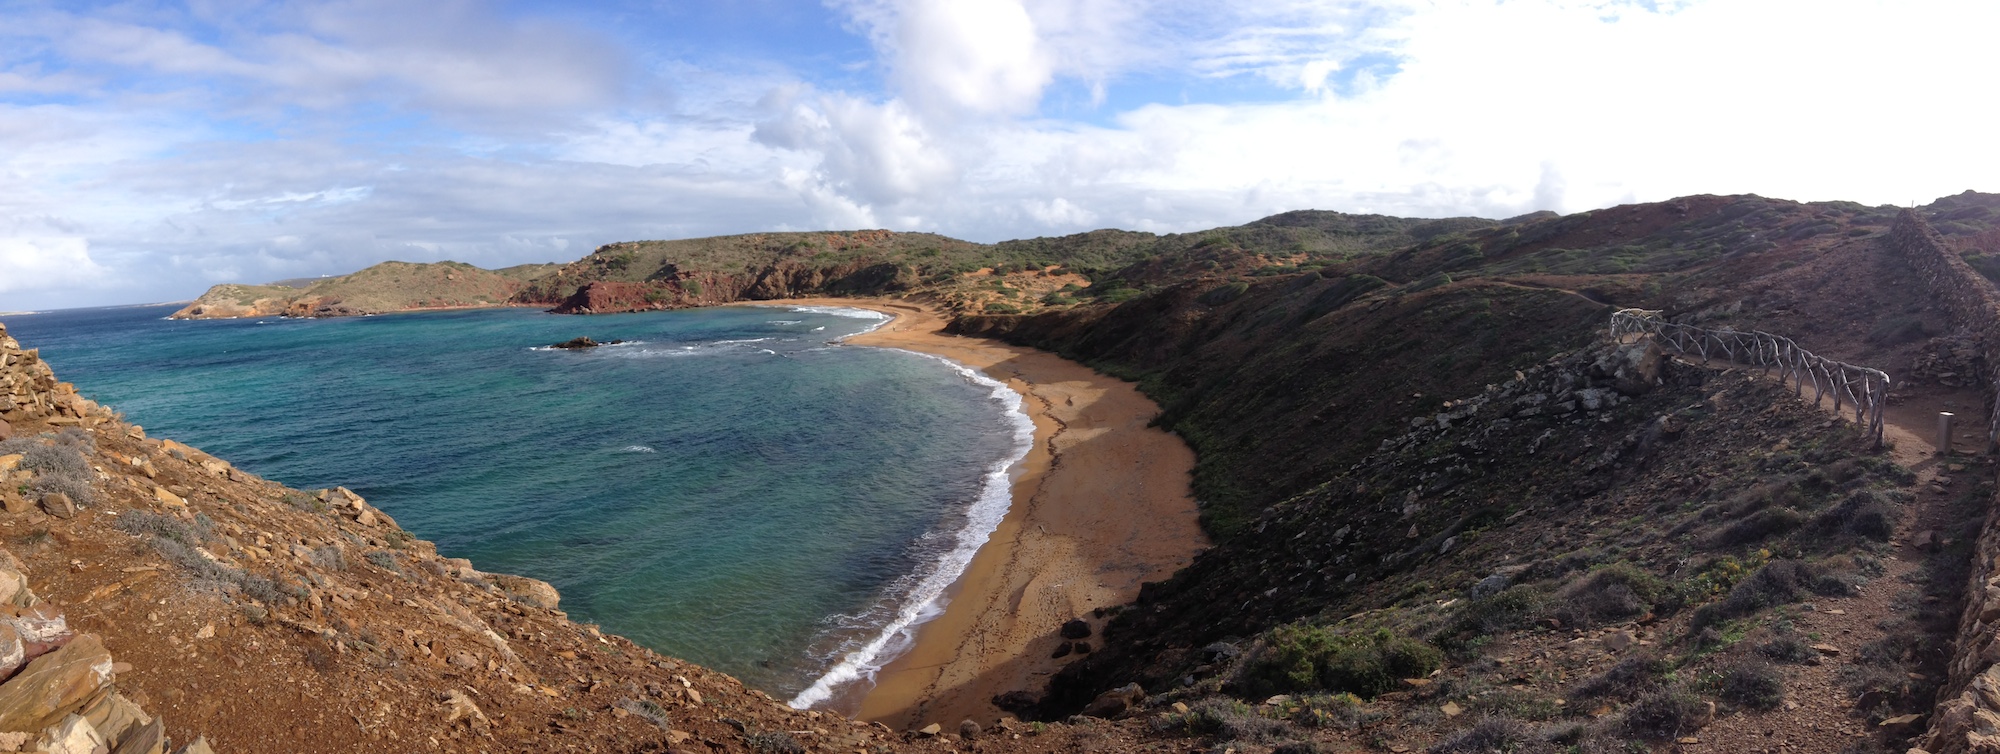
[1,304,1030,707]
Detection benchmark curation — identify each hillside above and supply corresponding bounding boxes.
[170,261,559,319]
[30,190,2000,753]
[513,212,1492,317]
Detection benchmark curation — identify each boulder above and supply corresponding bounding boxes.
[0,455,18,474]
[488,574,560,611]
[0,634,114,733]
[2,604,74,661]
[35,714,105,754]
[1470,573,1512,599]
[40,493,76,520]
[0,560,25,606]
[107,717,160,754]
[1059,619,1092,640]
[1079,683,1146,719]
[0,419,11,441]
[0,494,26,516]
[915,723,941,737]
[1607,340,1664,396]
[149,489,186,511]
[169,736,214,754]
[0,623,23,681]
[958,720,981,740]
[79,693,149,749]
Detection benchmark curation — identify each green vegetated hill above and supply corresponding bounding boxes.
[946,192,2000,752]
[508,212,1483,316]
[172,260,560,319]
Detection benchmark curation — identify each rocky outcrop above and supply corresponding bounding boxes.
[540,260,915,315]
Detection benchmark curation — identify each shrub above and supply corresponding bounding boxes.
[1619,687,1709,740]
[1569,654,1669,703]
[1719,661,1785,710]
[1245,625,1443,698]
[365,550,402,574]
[1691,560,1847,630]
[743,731,803,754]
[1438,587,1546,651]
[3,435,97,507]
[615,698,669,729]
[1200,282,1250,306]
[115,511,206,546]
[1554,563,1663,628]
[1808,490,1896,543]
[1707,507,1805,549]
[1430,716,1534,754]
[1157,697,1288,742]
[1288,693,1369,730]
[311,545,347,572]
[1757,635,1816,664]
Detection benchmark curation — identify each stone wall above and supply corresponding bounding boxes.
[1900,211,2000,753]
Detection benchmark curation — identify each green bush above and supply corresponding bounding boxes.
[1245,625,1441,698]
[1200,281,1250,306]
[1720,661,1784,711]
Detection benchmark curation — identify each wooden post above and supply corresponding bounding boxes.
[1939,412,1955,456]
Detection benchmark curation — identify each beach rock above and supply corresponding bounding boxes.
[0,634,114,733]
[550,337,623,350]
[1051,642,1072,659]
[1080,683,1145,719]
[40,494,76,520]
[958,720,981,740]
[1060,619,1092,640]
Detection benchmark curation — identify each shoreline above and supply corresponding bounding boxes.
[757,297,1208,729]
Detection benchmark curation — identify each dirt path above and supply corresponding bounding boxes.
[1664,355,1985,753]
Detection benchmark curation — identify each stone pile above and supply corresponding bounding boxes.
[0,324,114,434]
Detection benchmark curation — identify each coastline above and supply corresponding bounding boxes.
[760,297,1208,729]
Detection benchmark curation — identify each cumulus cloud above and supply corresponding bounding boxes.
[0,238,109,295]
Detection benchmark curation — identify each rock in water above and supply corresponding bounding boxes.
[550,337,626,350]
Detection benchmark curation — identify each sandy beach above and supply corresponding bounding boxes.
[759,297,1208,729]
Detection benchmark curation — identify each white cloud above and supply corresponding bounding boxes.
[0,238,110,294]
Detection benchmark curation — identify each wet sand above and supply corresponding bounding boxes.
[760,297,1207,729]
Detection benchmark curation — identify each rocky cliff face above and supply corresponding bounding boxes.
[171,262,551,320]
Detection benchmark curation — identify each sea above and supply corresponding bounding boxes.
[0,303,1033,711]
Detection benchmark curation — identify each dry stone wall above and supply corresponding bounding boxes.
[1896,210,2000,754]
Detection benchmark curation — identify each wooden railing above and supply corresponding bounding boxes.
[1611,308,1889,447]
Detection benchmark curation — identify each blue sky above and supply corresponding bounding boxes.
[2,0,1995,309]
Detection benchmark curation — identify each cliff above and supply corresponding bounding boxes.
[170,261,556,320]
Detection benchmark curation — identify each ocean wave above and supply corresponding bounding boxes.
[767,320,804,325]
[788,351,1035,711]
[616,445,657,454]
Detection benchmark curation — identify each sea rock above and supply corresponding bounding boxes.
[1060,619,1092,640]
[488,574,560,611]
[1080,683,1145,719]
[550,337,624,350]
[40,494,76,520]
[0,634,114,733]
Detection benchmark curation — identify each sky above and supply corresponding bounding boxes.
[1,0,1995,310]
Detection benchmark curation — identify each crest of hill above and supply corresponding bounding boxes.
[170,260,559,319]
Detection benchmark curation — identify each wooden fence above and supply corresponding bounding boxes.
[1611,308,1889,447]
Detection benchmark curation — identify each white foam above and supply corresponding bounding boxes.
[617,445,657,454]
[768,320,804,325]
[787,349,1036,711]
